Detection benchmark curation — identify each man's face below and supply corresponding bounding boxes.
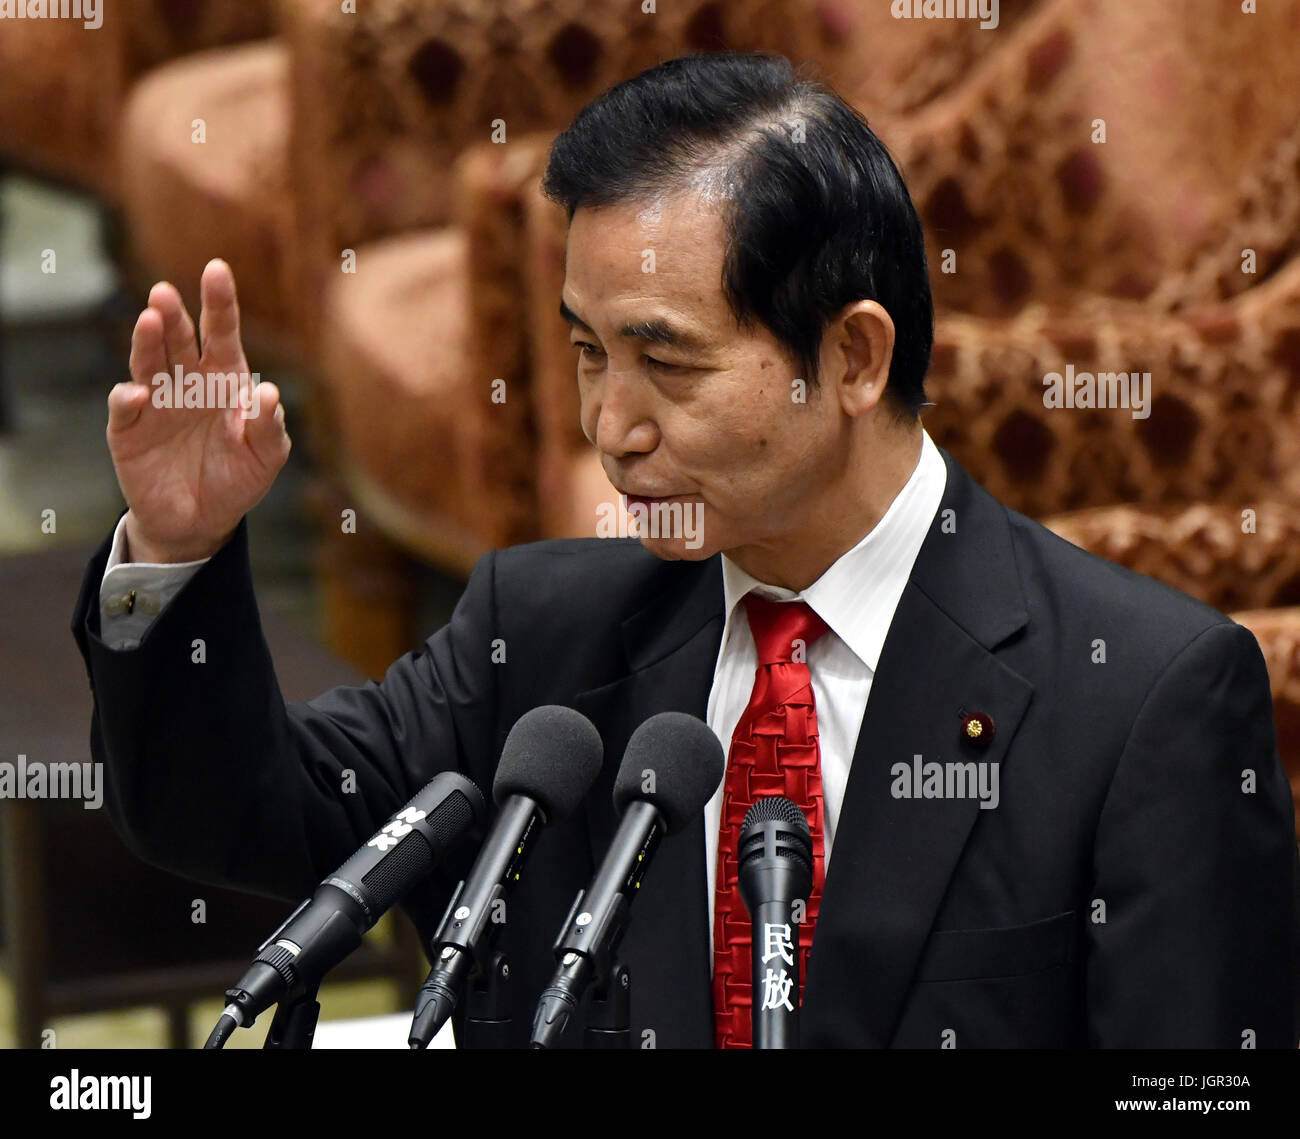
[563,190,847,563]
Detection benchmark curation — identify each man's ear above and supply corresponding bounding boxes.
[830,301,895,417]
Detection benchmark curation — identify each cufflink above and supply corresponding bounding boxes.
[960,711,994,748]
[103,590,135,617]
[103,589,161,617]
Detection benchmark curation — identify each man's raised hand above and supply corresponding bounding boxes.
[106,259,292,563]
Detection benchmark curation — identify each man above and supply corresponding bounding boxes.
[73,52,1298,1048]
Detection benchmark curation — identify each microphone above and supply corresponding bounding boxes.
[530,711,724,1048]
[407,705,603,1049]
[205,771,485,1047]
[738,797,813,1049]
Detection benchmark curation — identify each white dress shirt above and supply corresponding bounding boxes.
[703,429,947,959]
[98,430,948,964]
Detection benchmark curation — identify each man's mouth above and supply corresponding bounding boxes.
[622,491,685,508]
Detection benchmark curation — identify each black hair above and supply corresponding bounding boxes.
[540,51,933,416]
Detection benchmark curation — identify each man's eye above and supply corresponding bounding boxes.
[572,343,688,373]
[647,357,689,373]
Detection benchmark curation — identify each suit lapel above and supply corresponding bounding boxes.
[571,554,724,1048]
[801,449,1035,1047]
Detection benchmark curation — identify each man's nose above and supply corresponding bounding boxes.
[586,372,659,459]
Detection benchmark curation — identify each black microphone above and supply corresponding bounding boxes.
[738,797,813,1049]
[205,771,485,1047]
[407,705,603,1048]
[530,711,724,1048]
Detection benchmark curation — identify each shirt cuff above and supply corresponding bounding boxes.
[98,514,212,649]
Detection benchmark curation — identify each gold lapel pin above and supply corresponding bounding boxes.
[960,711,994,748]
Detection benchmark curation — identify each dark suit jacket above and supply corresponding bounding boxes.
[71,449,1300,1047]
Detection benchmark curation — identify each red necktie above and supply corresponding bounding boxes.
[713,593,831,1049]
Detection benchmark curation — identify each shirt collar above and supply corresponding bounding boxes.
[718,428,948,672]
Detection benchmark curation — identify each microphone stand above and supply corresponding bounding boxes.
[463,950,513,1047]
[263,979,322,1049]
[583,959,631,1048]
[262,951,514,1049]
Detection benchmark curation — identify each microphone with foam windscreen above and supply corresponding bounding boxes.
[406,705,603,1049]
[529,711,724,1048]
[738,796,813,1048]
[204,771,485,1048]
